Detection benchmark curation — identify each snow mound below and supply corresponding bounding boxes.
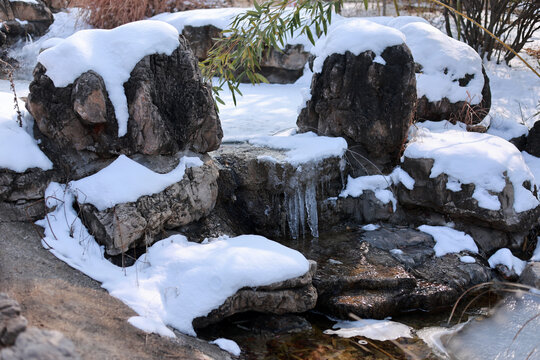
[324,319,413,341]
[311,17,405,73]
[70,155,202,211]
[210,338,241,356]
[405,129,539,213]
[152,8,246,34]
[395,21,484,104]
[488,248,527,275]
[37,20,180,137]
[340,167,414,211]
[418,225,478,257]
[38,184,310,337]
[0,92,52,172]
[248,132,347,166]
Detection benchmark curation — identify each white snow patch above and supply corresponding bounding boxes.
[340,167,414,211]
[324,319,413,341]
[10,0,38,4]
[327,258,343,265]
[70,155,202,211]
[248,132,347,166]
[460,255,476,264]
[418,225,478,257]
[0,92,52,172]
[410,120,467,137]
[210,338,241,356]
[488,248,527,276]
[395,21,484,104]
[37,20,180,137]
[37,185,310,336]
[311,18,405,73]
[390,249,404,255]
[404,129,539,213]
[531,237,540,262]
[361,224,380,231]
[152,8,246,33]
[522,152,540,190]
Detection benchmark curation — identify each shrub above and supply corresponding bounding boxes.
[77,0,230,29]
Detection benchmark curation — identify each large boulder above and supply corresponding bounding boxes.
[75,154,219,256]
[0,328,80,360]
[27,34,222,175]
[0,293,27,347]
[525,120,540,157]
[193,261,318,328]
[0,0,53,45]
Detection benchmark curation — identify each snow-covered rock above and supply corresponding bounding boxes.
[297,18,415,171]
[399,129,540,232]
[27,20,221,173]
[0,0,53,45]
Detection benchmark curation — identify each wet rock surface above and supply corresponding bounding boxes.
[194,261,318,329]
[283,226,493,319]
[79,154,219,255]
[297,45,416,172]
[211,143,346,240]
[27,35,222,175]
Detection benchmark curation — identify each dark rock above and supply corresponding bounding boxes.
[525,120,540,157]
[297,45,416,172]
[509,134,527,152]
[0,293,27,347]
[398,157,540,234]
[416,66,491,124]
[284,226,493,319]
[41,0,68,12]
[0,0,53,45]
[193,261,317,328]
[519,262,540,289]
[182,25,310,84]
[0,327,80,360]
[27,35,222,175]
[211,143,346,240]
[79,154,219,256]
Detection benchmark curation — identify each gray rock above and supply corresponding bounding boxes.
[415,66,491,124]
[0,327,80,360]
[0,294,27,347]
[27,35,222,174]
[79,154,219,256]
[211,143,346,240]
[519,262,540,289]
[297,45,416,172]
[398,157,540,234]
[193,261,318,328]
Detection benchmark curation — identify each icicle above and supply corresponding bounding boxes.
[305,182,319,238]
[296,187,306,238]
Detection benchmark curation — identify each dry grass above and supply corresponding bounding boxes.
[77,0,230,29]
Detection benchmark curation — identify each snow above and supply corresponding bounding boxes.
[9,9,91,80]
[488,248,527,275]
[70,155,202,211]
[152,8,246,34]
[522,152,540,190]
[0,92,52,172]
[361,224,380,231]
[248,132,348,166]
[460,255,476,264]
[390,249,404,255]
[340,167,414,211]
[209,338,241,356]
[37,20,180,137]
[311,18,405,73]
[9,0,38,4]
[395,21,484,104]
[324,319,413,341]
[38,184,310,337]
[531,237,540,262]
[405,129,539,213]
[418,225,478,257]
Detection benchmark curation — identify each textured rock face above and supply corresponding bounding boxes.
[297,45,416,171]
[0,293,27,347]
[0,0,53,45]
[211,143,346,240]
[193,261,318,328]
[0,328,80,360]
[284,227,493,319]
[525,120,540,157]
[398,157,540,233]
[182,25,310,84]
[415,66,491,124]
[0,168,57,222]
[27,36,222,172]
[79,155,219,256]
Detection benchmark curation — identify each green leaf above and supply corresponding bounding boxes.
[305,26,315,45]
[363,0,368,10]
